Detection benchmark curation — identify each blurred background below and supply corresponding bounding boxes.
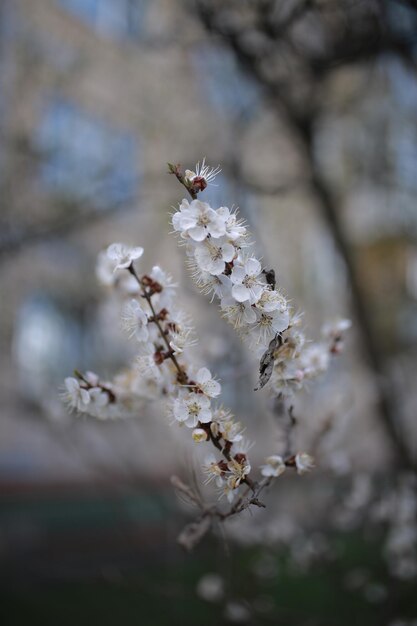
[1,0,417,624]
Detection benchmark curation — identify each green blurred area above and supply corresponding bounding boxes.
[1,490,416,626]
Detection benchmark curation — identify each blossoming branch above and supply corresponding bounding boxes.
[62,159,350,549]
[169,160,351,397]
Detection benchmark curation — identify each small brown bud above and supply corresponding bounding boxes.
[218,461,228,473]
[154,350,165,365]
[192,176,208,192]
[285,455,296,467]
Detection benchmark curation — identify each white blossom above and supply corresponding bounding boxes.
[227,457,251,488]
[218,418,244,443]
[256,287,288,313]
[169,328,197,354]
[63,377,90,412]
[270,360,305,395]
[295,453,315,475]
[221,477,238,503]
[173,393,212,428]
[87,387,110,418]
[260,455,286,478]
[135,355,165,384]
[203,453,225,487]
[220,295,257,329]
[299,344,330,378]
[253,308,290,344]
[321,318,352,339]
[192,270,232,301]
[194,238,235,275]
[194,367,221,398]
[107,243,144,271]
[184,157,221,187]
[172,199,226,241]
[150,265,177,307]
[230,258,264,304]
[121,299,149,342]
[216,206,247,241]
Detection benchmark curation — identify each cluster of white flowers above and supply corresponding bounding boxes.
[63,160,350,526]
[63,243,265,503]
[266,317,351,397]
[63,246,194,419]
[172,198,290,350]
[171,193,350,401]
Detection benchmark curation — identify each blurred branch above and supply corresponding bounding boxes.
[173,473,272,551]
[236,174,302,197]
[0,197,134,262]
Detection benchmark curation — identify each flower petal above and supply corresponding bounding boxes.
[245,257,261,276]
[232,284,250,302]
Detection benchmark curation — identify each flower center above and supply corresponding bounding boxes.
[197,213,210,226]
[188,402,200,416]
[259,313,273,327]
[209,245,223,261]
[243,275,256,288]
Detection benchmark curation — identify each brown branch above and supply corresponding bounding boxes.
[128,260,257,491]
[0,196,134,262]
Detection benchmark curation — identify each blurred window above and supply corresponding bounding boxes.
[58,0,147,40]
[37,98,139,208]
[12,294,83,402]
[191,43,260,120]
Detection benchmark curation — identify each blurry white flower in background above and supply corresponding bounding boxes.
[106,243,144,271]
[260,455,286,478]
[196,572,224,603]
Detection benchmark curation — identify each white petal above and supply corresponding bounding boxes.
[173,400,188,421]
[272,310,290,332]
[179,198,190,211]
[198,408,212,424]
[135,326,149,342]
[222,243,236,263]
[80,388,91,405]
[130,247,144,260]
[172,212,183,231]
[230,265,246,284]
[65,377,79,393]
[245,257,261,276]
[217,206,230,219]
[188,225,208,242]
[195,247,213,272]
[209,219,226,238]
[209,258,226,275]
[197,394,211,409]
[244,306,257,324]
[179,213,197,230]
[203,380,221,398]
[197,367,211,384]
[232,284,250,303]
[185,415,199,428]
[249,284,264,304]
[107,243,124,260]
